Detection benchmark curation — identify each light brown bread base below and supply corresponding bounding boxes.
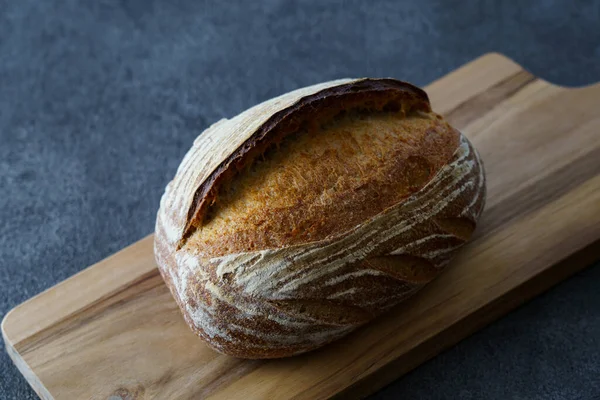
[154,78,486,358]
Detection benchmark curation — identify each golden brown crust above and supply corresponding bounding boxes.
[180,79,432,247]
[191,109,460,257]
[154,78,487,359]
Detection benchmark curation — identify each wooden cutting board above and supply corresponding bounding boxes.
[3,53,600,400]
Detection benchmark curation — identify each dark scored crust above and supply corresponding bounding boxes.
[190,106,460,258]
[180,79,432,248]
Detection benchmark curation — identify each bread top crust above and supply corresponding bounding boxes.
[158,79,458,253]
[190,109,460,257]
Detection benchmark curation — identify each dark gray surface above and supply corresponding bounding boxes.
[1,0,599,398]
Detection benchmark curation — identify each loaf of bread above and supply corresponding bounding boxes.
[154,78,486,358]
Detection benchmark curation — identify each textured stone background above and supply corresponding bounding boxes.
[1,1,599,399]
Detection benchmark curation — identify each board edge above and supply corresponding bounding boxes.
[334,239,600,400]
[3,332,54,400]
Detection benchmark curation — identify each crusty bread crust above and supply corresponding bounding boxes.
[192,109,459,257]
[154,78,486,358]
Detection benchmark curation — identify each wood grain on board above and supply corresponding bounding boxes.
[3,53,600,400]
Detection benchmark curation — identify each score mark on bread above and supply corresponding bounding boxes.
[154,78,486,358]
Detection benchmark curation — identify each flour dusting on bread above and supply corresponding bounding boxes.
[154,78,486,358]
